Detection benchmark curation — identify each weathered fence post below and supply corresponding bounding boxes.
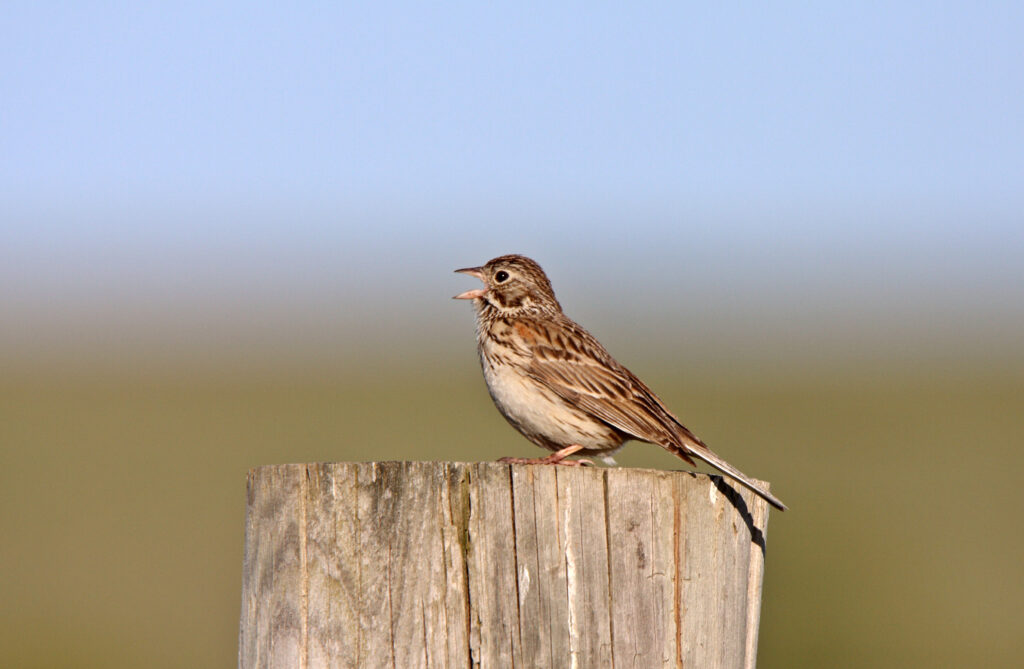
[239,461,772,668]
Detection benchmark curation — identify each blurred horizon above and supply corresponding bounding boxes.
[5,200,1023,371]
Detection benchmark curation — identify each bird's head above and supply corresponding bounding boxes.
[454,254,561,316]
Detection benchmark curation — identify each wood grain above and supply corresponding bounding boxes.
[239,462,771,668]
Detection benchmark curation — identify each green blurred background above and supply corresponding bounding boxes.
[3,345,1022,667]
[4,3,1024,667]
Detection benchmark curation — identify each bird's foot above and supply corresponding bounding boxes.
[498,444,593,467]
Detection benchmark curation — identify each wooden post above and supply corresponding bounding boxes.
[239,462,772,668]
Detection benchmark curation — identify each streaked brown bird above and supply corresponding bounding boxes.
[454,254,786,511]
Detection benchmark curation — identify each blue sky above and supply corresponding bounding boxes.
[3,3,1023,357]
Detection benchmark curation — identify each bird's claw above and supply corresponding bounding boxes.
[557,458,593,467]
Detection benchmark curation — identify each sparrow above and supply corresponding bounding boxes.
[454,254,786,511]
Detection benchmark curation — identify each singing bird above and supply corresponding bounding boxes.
[454,254,786,511]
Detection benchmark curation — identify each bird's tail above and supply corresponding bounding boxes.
[668,440,787,511]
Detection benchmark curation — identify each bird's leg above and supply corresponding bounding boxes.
[498,444,593,467]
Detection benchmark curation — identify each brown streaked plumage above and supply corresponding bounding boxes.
[454,254,786,511]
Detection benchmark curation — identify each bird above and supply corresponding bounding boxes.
[453,254,786,511]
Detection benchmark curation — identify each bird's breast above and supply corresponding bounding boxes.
[478,336,622,452]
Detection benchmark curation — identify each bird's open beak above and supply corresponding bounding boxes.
[453,266,488,300]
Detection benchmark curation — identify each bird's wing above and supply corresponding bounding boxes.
[522,315,787,511]
[521,316,698,463]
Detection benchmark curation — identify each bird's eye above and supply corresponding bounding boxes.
[494,270,509,283]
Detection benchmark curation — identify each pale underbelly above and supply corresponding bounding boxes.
[482,358,624,453]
